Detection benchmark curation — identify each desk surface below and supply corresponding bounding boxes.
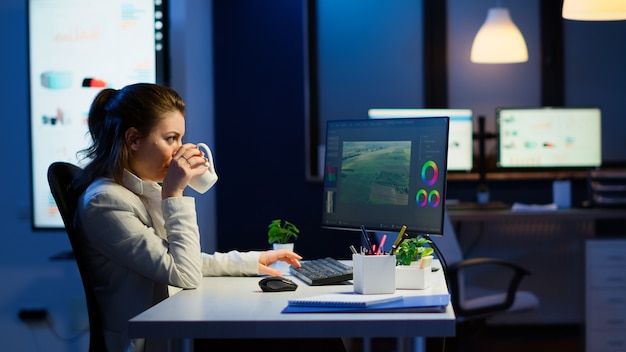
[129,263,455,340]
[448,207,626,222]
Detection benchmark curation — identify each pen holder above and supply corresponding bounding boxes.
[352,254,396,294]
[395,264,433,290]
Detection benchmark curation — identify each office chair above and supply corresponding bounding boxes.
[429,211,539,350]
[48,162,107,352]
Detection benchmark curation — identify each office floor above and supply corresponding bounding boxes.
[346,324,583,352]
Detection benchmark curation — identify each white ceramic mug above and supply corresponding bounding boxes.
[188,143,218,194]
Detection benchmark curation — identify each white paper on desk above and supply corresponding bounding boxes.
[288,293,402,308]
[511,202,558,212]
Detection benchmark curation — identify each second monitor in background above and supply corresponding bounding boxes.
[496,107,602,169]
[368,109,473,172]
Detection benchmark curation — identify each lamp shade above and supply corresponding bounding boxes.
[562,0,626,21]
[471,8,528,64]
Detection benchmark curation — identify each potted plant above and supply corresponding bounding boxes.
[267,219,300,247]
[267,219,300,273]
[395,236,434,289]
[395,236,434,266]
[476,183,490,204]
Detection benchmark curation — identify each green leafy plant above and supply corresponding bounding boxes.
[395,236,434,266]
[267,219,300,245]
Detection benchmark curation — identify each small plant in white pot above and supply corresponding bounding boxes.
[395,237,433,266]
[267,219,300,251]
[267,219,300,273]
[395,236,434,289]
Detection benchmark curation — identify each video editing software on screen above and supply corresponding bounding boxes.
[322,117,449,236]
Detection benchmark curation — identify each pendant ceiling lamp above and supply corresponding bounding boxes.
[471,7,528,64]
[562,0,626,21]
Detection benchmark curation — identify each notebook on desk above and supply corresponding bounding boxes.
[282,294,450,314]
[288,293,402,308]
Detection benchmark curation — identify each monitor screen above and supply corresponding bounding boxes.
[322,117,449,236]
[368,109,473,172]
[496,107,602,169]
[29,0,168,229]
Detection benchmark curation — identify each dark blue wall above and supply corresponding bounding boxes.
[213,0,359,259]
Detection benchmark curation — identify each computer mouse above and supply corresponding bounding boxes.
[258,276,298,292]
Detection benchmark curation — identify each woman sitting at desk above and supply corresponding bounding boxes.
[73,83,304,352]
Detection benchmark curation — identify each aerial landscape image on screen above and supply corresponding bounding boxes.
[340,141,411,205]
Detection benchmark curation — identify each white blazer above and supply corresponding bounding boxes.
[76,170,260,352]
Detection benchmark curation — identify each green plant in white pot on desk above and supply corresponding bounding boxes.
[395,236,434,289]
[267,219,300,273]
[395,237,434,266]
[267,219,300,251]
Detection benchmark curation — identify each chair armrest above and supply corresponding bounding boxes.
[446,257,531,318]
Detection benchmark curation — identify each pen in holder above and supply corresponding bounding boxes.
[352,253,396,294]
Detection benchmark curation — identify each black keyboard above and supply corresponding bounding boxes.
[290,257,353,286]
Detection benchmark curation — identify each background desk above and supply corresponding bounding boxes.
[448,207,626,325]
[448,207,626,222]
[129,262,455,352]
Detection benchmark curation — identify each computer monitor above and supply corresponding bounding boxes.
[496,107,602,169]
[29,0,168,229]
[368,109,473,172]
[322,117,449,236]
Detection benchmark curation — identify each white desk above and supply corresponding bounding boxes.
[129,262,455,352]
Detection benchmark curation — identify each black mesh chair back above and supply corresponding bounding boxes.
[47,162,107,352]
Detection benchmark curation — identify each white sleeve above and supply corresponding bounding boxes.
[201,251,261,276]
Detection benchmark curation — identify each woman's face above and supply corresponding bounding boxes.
[129,110,185,182]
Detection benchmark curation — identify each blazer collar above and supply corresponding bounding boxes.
[122,169,161,197]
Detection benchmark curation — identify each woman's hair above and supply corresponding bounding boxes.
[74,83,185,192]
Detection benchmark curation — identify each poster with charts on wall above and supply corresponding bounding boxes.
[29,0,165,228]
